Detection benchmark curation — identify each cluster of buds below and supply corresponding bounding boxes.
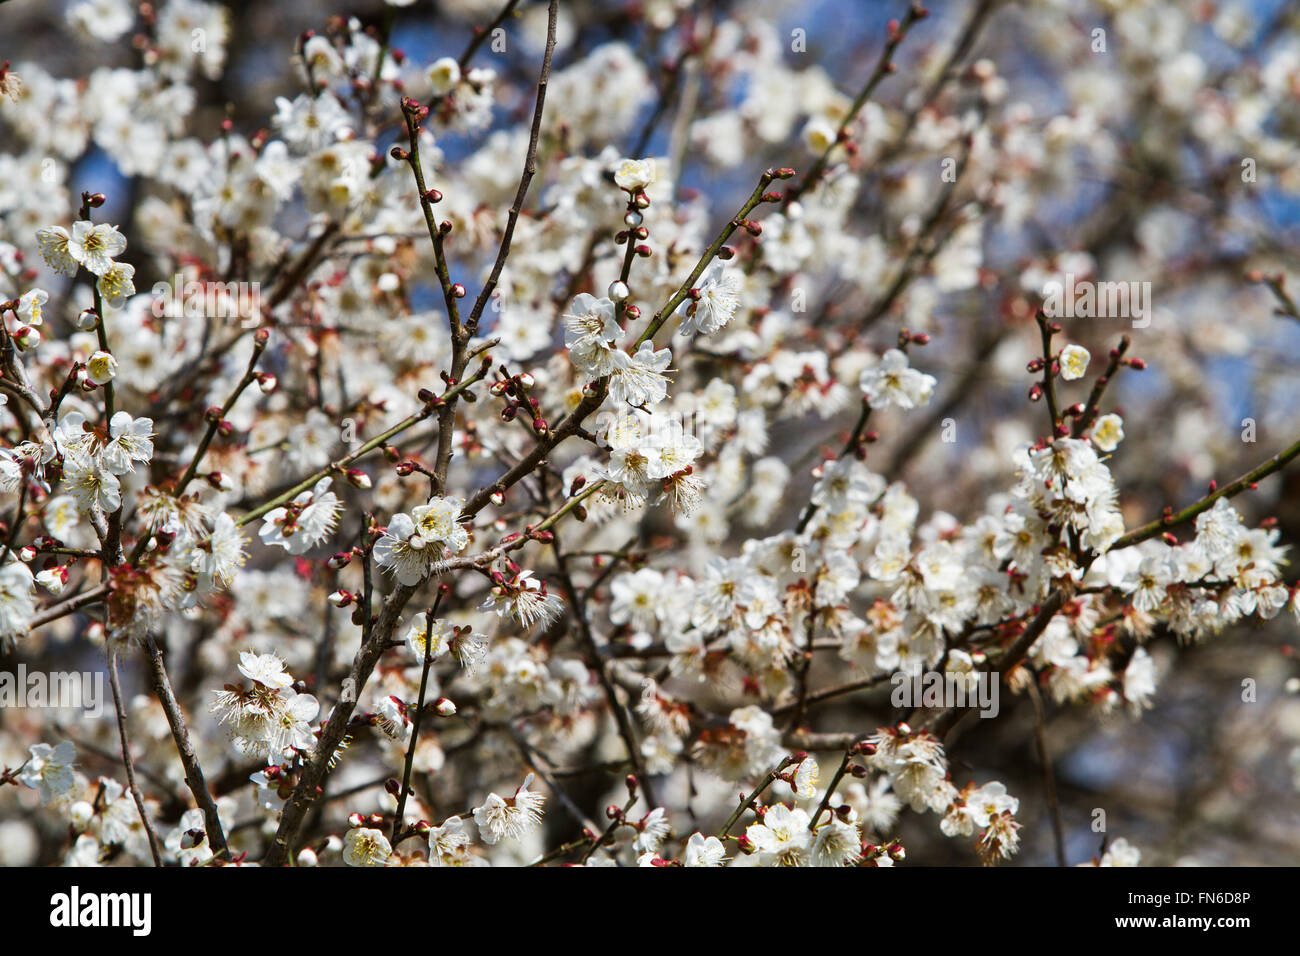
[862,842,907,866]
[491,368,546,436]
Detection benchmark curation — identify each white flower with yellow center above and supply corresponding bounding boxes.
[1091,412,1124,452]
[35,225,77,276]
[613,157,655,191]
[86,350,118,385]
[342,827,392,867]
[1059,344,1090,381]
[67,220,127,277]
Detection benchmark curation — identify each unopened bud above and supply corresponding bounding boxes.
[328,589,354,608]
[13,326,39,350]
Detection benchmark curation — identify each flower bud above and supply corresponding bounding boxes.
[70,801,94,830]
[346,468,372,489]
[35,566,68,595]
[328,589,354,608]
[76,308,99,331]
[328,551,353,569]
[296,848,318,867]
[435,698,457,717]
[13,325,39,350]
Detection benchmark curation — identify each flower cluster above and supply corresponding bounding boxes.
[1,0,1298,872]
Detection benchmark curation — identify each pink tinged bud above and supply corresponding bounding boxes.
[451,283,466,298]
[328,551,352,569]
[348,812,365,828]
[328,589,354,608]
[13,326,39,350]
[206,472,233,491]
[489,490,504,506]
[181,829,204,850]
[346,469,372,489]
[516,371,535,389]
[257,374,277,394]
[384,778,402,796]
[435,698,457,717]
[19,546,35,562]
[737,834,755,854]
